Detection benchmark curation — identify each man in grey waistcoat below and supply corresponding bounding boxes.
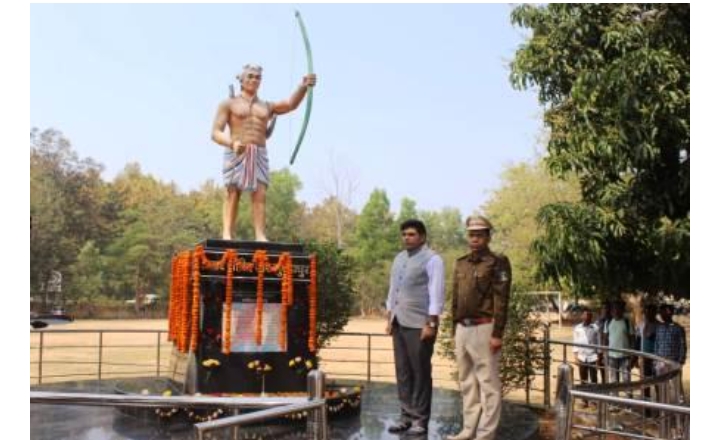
[385,219,446,435]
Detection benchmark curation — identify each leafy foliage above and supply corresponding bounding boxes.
[510,4,690,298]
[304,241,357,347]
[482,160,580,292]
[348,189,398,314]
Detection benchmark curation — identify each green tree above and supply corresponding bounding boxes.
[510,4,690,298]
[396,197,419,224]
[188,180,226,240]
[30,128,116,304]
[420,208,465,253]
[302,196,357,246]
[66,241,105,304]
[482,160,580,291]
[266,168,305,241]
[104,163,198,302]
[304,241,357,348]
[350,189,398,315]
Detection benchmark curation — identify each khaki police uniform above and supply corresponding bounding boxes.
[447,215,512,440]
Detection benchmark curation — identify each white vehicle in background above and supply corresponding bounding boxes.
[125,294,159,307]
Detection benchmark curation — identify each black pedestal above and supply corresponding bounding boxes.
[193,240,317,394]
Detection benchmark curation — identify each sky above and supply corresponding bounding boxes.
[30,3,544,217]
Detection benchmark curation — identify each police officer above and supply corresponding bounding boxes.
[446,215,512,440]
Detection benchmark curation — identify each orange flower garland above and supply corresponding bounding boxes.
[284,254,294,306]
[278,253,290,351]
[308,254,318,352]
[167,247,303,354]
[199,248,228,271]
[222,250,237,355]
[177,251,192,353]
[253,250,267,346]
[189,245,203,352]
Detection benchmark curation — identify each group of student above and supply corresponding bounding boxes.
[571,299,687,406]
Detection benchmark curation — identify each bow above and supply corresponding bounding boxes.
[289,10,314,165]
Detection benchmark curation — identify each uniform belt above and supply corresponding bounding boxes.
[458,317,493,326]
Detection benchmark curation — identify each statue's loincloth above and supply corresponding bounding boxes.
[223,144,270,192]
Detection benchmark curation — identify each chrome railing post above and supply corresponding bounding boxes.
[672,373,683,435]
[659,382,669,438]
[307,369,327,440]
[597,400,607,440]
[555,362,574,440]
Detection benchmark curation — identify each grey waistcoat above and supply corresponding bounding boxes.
[388,246,435,329]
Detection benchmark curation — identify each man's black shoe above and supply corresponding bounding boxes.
[388,421,412,433]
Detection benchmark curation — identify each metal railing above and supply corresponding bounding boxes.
[31,370,329,440]
[30,329,172,384]
[29,329,457,387]
[551,341,689,440]
[30,391,308,409]
[30,325,690,440]
[194,370,328,440]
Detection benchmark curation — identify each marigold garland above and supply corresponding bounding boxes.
[278,253,289,351]
[168,247,302,353]
[284,253,293,349]
[222,250,237,355]
[285,254,294,306]
[308,254,318,352]
[253,250,267,346]
[177,251,192,353]
[189,245,203,352]
[199,248,228,271]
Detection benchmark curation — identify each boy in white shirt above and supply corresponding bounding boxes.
[573,308,600,407]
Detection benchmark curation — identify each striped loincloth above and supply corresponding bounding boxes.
[223,144,270,192]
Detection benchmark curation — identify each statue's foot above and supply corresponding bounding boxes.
[255,235,269,242]
[222,233,234,240]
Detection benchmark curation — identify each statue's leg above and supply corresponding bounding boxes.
[251,183,268,242]
[223,186,241,240]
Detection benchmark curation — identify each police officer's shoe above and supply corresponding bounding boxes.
[407,425,428,435]
[445,430,474,440]
[388,421,411,433]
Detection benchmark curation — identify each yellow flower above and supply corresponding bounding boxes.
[289,360,296,367]
[162,390,172,397]
[264,365,272,372]
[305,360,313,369]
[202,359,221,368]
